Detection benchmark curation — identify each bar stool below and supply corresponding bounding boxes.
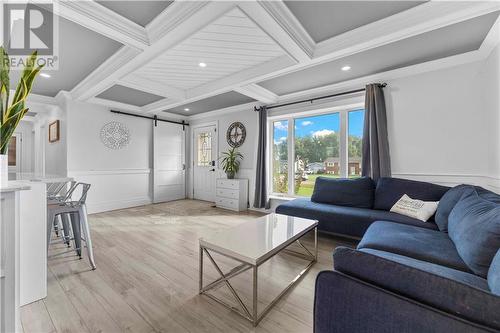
[47,183,96,270]
[48,181,77,244]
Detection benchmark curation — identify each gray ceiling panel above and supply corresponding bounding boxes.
[285,1,426,43]
[259,11,499,96]
[97,84,165,107]
[97,1,173,27]
[9,6,122,97]
[166,91,256,115]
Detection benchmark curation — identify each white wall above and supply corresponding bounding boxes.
[42,107,67,176]
[188,109,259,206]
[384,57,499,192]
[479,44,500,189]
[66,99,153,213]
[13,121,34,173]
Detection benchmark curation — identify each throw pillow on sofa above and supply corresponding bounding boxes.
[390,194,438,222]
[435,185,476,232]
[448,190,500,277]
[373,177,449,212]
[311,176,375,209]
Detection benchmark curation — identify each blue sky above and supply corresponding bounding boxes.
[273,109,364,143]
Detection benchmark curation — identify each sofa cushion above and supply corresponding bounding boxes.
[357,221,470,272]
[448,191,500,277]
[333,247,500,330]
[275,198,437,238]
[311,177,375,209]
[435,185,476,232]
[373,177,449,212]
[488,249,500,296]
[435,185,500,232]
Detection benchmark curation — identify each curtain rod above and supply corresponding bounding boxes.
[254,83,387,111]
[110,110,189,128]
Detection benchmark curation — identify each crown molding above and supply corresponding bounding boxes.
[54,0,149,49]
[478,12,500,58]
[87,97,143,113]
[234,84,278,104]
[70,46,141,100]
[187,100,263,121]
[238,1,313,62]
[146,1,210,44]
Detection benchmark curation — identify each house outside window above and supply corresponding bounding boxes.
[270,107,365,198]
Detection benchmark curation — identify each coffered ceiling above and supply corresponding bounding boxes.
[18,1,500,118]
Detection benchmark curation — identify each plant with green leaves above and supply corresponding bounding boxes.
[0,47,44,154]
[220,147,243,179]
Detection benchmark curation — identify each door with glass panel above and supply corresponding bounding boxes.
[193,125,217,202]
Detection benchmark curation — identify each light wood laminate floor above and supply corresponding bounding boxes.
[21,200,356,333]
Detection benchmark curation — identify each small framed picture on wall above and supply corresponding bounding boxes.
[49,120,60,142]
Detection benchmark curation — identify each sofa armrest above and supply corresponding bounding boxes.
[332,247,500,330]
[314,270,495,333]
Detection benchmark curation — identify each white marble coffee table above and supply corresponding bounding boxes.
[199,213,318,326]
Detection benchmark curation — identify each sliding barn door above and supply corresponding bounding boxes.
[153,121,186,203]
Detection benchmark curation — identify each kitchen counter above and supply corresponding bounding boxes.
[9,173,73,183]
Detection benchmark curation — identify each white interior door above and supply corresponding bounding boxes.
[193,125,217,202]
[153,121,186,203]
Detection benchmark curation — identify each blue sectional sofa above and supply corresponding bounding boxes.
[276,177,450,238]
[276,177,500,332]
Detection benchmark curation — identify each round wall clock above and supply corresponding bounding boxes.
[226,122,246,148]
[100,121,131,150]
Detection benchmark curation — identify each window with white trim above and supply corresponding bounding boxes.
[270,107,365,197]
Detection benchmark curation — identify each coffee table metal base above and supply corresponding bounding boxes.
[199,227,317,326]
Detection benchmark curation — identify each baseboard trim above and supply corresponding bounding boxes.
[87,196,152,214]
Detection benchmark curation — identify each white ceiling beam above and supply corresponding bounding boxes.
[87,97,143,113]
[144,55,293,113]
[314,1,500,60]
[71,46,141,100]
[234,84,278,104]
[72,1,235,102]
[238,1,314,63]
[54,0,149,50]
[118,74,186,101]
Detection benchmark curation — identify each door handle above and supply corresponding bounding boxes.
[209,169,215,172]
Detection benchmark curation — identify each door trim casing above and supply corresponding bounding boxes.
[190,121,218,199]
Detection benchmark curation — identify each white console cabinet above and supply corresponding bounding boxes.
[215,178,248,212]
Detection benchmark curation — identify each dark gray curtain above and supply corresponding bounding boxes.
[253,106,269,209]
[362,84,391,181]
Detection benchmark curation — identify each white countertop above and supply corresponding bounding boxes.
[8,173,73,183]
[0,182,31,193]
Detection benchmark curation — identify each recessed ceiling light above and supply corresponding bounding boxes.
[184,108,190,111]
[198,62,207,68]
[341,66,351,71]
[40,73,51,78]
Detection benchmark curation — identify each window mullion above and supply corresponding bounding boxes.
[340,111,348,178]
[288,117,294,196]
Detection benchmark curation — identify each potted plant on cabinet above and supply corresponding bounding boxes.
[220,147,243,179]
[0,48,44,185]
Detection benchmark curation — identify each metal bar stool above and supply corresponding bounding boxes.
[47,183,96,270]
[48,181,77,243]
